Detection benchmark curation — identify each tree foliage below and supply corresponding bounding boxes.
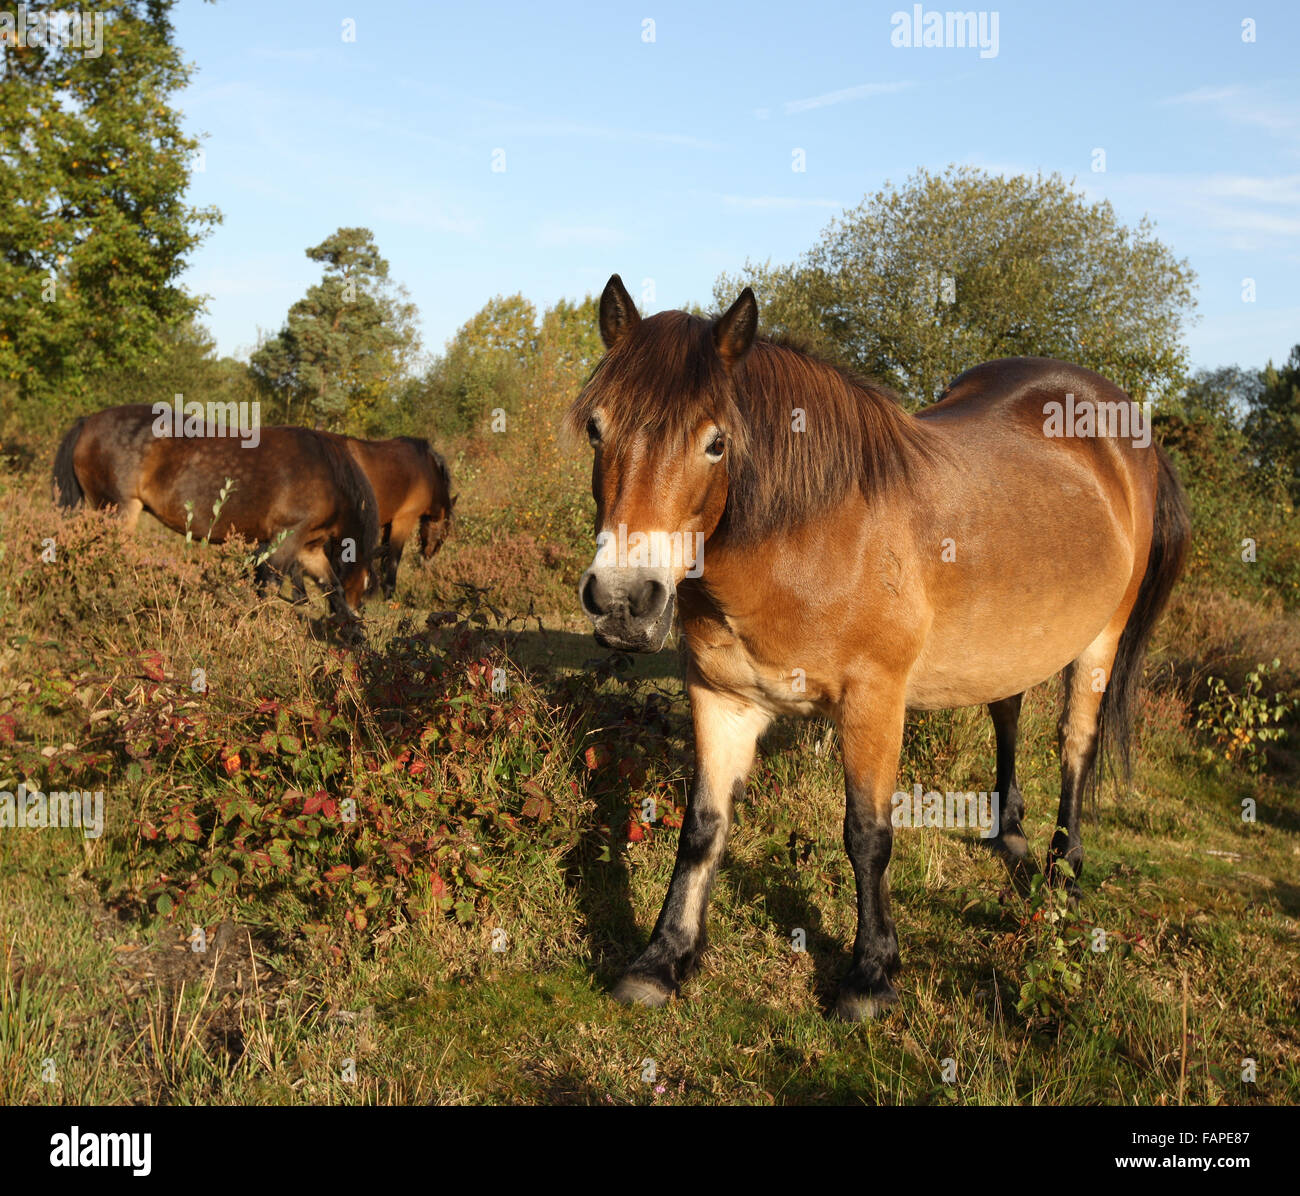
[1157,363,1299,603]
[1247,345,1300,502]
[417,294,537,437]
[0,0,219,410]
[716,166,1198,406]
[249,227,419,429]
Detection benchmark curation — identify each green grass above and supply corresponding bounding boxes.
[1,468,1297,1106]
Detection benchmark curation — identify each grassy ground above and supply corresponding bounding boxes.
[1,470,1297,1106]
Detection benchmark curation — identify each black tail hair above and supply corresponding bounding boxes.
[1094,444,1191,796]
[52,417,86,508]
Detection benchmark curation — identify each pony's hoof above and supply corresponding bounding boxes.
[833,983,900,1023]
[611,974,673,1008]
[1045,859,1083,905]
[988,833,1039,896]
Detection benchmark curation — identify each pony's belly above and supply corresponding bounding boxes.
[904,597,1121,709]
[904,656,1070,710]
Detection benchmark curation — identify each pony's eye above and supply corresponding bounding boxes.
[586,417,600,445]
[705,433,726,461]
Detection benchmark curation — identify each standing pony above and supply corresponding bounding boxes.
[342,435,454,598]
[570,274,1189,1020]
[53,404,379,621]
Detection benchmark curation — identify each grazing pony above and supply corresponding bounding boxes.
[570,274,1189,1020]
[342,435,455,598]
[52,404,379,620]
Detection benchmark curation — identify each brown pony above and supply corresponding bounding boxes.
[342,435,455,598]
[570,274,1189,1020]
[52,403,380,620]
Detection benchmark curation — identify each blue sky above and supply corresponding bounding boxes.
[174,0,1300,375]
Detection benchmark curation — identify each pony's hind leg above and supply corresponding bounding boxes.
[382,518,415,599]
[611,679,770,1007]
[1050,629,1122,896]
[985,693,1038,892]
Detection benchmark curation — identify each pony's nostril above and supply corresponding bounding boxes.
[580,571,603,617]
[630,579,667,620]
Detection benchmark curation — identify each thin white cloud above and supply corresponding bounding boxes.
[784,80,914,115]
[535,223,626,248]
[1198,204,1300,237]
[1197,173,1300,205]
[369,191,480,237]
[249,46,333,64]
[1160,83,1300,140]
[502,121,719,150]
[1163,85,1240,105]
[716,194,845,210]
[1080,170,1300,250]
[1190,307,1300,358]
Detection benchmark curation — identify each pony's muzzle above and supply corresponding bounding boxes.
[579,565,675,653]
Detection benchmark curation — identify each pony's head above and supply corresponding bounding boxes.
[567,273,757,652]
[418,449,455,559]
[338,546,379,616]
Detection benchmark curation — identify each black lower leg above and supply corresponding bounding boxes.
[836,795,900,1019]
[991,693,1025,832]
[383,545,402,597]
[1048,748,1092,889]
[986,694,1037,888]
[613,777,734,1003]
[1049,666,1098,891]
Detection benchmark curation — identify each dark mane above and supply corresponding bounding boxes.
[566,309,939,541]
[429,448,452,499]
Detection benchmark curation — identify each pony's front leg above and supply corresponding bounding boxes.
[835,682,907,1021]
[612,680,769,1007]
[118,497,144,533]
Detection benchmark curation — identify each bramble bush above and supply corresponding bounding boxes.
[1194,659,1297,775]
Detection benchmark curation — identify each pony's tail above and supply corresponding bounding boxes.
[52,418,86,509]
[1094,444,1191,796]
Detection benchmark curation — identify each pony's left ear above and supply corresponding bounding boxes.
[599,274,641,349]
[714,287,758,366]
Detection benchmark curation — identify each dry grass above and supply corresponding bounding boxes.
[0,442,1297,1106]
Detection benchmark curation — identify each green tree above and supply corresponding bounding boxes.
[422,294,537,436]
[0,0,219,414]
[537,295,601,374]
[1156,364,1299,605]
[249,227,419,429]
[452,293,539,367]
[715,166,1198,406]
[1246,345,1300,501]
[92,318,260,413]
[1159,366,1258,494]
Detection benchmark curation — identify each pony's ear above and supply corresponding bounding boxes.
[451,494,459,510]
[714,287,758,366]
[599,274,641,349]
